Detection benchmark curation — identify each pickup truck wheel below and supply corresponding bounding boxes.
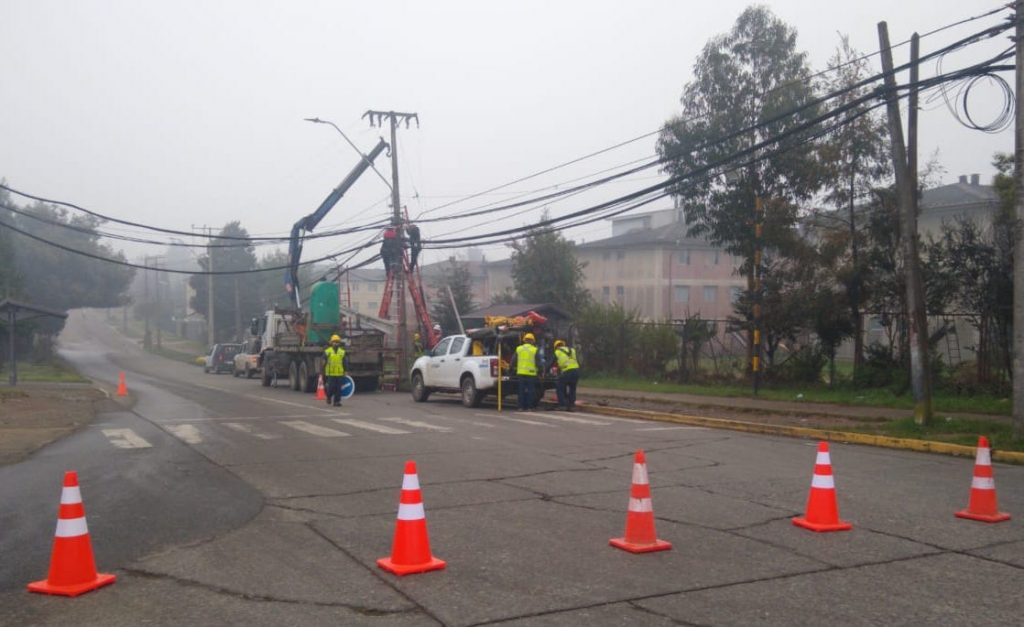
[411,372,430,402]
[246,369,255,379]
[289,361,301,391]
[461,375,484,408]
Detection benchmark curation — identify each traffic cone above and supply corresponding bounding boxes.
[315,375,327,401]
[956,436,1010,523]
[610,449,672,553]
[792,441,852,532]
[116,372,127,397]
[377,460,446,576]
[27,471,116,597]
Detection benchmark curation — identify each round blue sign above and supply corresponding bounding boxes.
[340,375,355,399]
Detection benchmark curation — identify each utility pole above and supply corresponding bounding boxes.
[143,256,152,351]
[364,109,418,380]
[752,196,764,396]
[877,21,933,425]
[195,225,215,347]
[1013,2,1024,440]
[154,258,162,350]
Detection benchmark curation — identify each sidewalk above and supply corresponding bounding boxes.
[575,385,1008,424]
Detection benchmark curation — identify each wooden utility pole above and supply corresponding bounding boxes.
[155,258,162,350]
[878,21,933,425]
[364,110,418,381]
[752,196,763,395]
[1013,3,1024,439]
[143,255,152,351]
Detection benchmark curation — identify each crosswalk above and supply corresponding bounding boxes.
[96,409,668,450]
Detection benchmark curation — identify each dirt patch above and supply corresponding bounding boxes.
[0,386,107,465]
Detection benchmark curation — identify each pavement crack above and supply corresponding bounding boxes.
[304,522,446,626]
[122,567,416,616]
[627,601,705,626]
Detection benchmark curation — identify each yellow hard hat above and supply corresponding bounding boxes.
[523,333,535,342]
[330,334,341,343]
[554,339,565,348]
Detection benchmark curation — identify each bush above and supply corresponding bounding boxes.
[854,344,900,389]
[771,345,827,384]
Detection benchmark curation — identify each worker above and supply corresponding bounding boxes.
[380,228,399,275]
[509,332,539,412]
[406,223,421,269]
[412,332,424,356]
[322,334,350,407]
[551,339,580,412]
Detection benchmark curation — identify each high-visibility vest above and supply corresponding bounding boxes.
[516,344,538,376]
[555,347,579,372]
[325,346,346,376]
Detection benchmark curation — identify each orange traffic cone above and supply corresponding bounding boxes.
[377,460,446,576]
[610,449,672,553]
[28,471,116,596]
[956,436,1010,523]
[116,372,127,397]
[792,441,852,532]
[315,375,327,401]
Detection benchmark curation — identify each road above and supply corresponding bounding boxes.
[1,309,1023,625]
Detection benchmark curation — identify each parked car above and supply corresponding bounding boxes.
[233,339,261,378]
[204,343,241,374]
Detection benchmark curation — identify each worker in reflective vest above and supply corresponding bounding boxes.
[552,339,580,412]
[510,332,539,412]
[323,334,349,407]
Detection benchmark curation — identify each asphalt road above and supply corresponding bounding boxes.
[2,309,1023,625]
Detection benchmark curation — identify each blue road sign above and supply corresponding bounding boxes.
[340,375,355,399]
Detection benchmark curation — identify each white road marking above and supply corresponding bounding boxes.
[332,419,410,435]
[250,395,336,414]
[101,428,152,449]
[166,424,204,444]
[497,415,557,427]
[281,421,349,438]
[224,422,281,439]
[381,417,452,432]
[535,413,610,426]
[637,426,706,431]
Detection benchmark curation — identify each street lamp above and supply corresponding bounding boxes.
[304,117,392,191]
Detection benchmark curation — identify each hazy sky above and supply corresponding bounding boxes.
[0,1,1013,271]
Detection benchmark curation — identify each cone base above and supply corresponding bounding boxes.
[376,556,446,576]
[27,573,116,597]
[609,537,672,553]
[116,389,127,397]
[955,509,1011,523]
[792,516,852,532]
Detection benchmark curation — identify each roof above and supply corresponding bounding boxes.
[0,299,68,322]
[920,181,998,210]
[576,220,711,251]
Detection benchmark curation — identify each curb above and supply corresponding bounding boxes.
[579,403,1024,465]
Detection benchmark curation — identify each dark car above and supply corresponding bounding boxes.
[204,343,241,374]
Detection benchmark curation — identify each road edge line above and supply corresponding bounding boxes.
[578,403,1024,465]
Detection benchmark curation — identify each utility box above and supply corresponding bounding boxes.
[307,281,340,344]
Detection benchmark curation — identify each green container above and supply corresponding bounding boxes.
[307,281,340,344]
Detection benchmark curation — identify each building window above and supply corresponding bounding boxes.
[712,250,720,265]
[602,252,610,261]
[616,251,625,260]
[703,286,718,303]
[351,283,360,292]
[368,282,378,292]
[730,287,742,304]
[368,301,377,312]
[616,286,624,303]
[602,286,610,304]
[674,286,689,303]
[677,249,690,265]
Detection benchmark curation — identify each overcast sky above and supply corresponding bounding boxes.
[0,1,1013,272]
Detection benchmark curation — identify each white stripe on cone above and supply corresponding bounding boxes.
[632,463,649,486]
[397,502,425,521]
[971,477,996,490]
[55,517,89,538]
[628,497,653,512]
[60,486,82,505]
[815,451,831,466]
[976,447,992,466]
[402,474,421,490]
[811,474,835,489]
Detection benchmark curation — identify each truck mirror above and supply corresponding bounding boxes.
[250,318,259,335]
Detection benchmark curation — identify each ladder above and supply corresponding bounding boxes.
[377,249,441,348]
[944,317,962,365]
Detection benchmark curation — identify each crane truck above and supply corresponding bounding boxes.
[253,137,391,393]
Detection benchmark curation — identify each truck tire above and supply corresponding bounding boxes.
[411,372,430,402]
[289,361,301,391]
[246,368,255,379]
[261,366,272,387]
[299,361,315,393]
[461,375,484,408]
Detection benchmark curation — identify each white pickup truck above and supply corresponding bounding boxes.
[409,335,500,407]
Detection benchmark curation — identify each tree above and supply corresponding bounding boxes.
[575,302,636,374]
[657,6,822,370]
[815,36,891,377]
[189,222,260,343]
[430,259,476,336]
[509,220,590,314]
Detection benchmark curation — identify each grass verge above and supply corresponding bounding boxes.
[580,375,1011,416]
[8,360,89,384]
[850,416,1023,452]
